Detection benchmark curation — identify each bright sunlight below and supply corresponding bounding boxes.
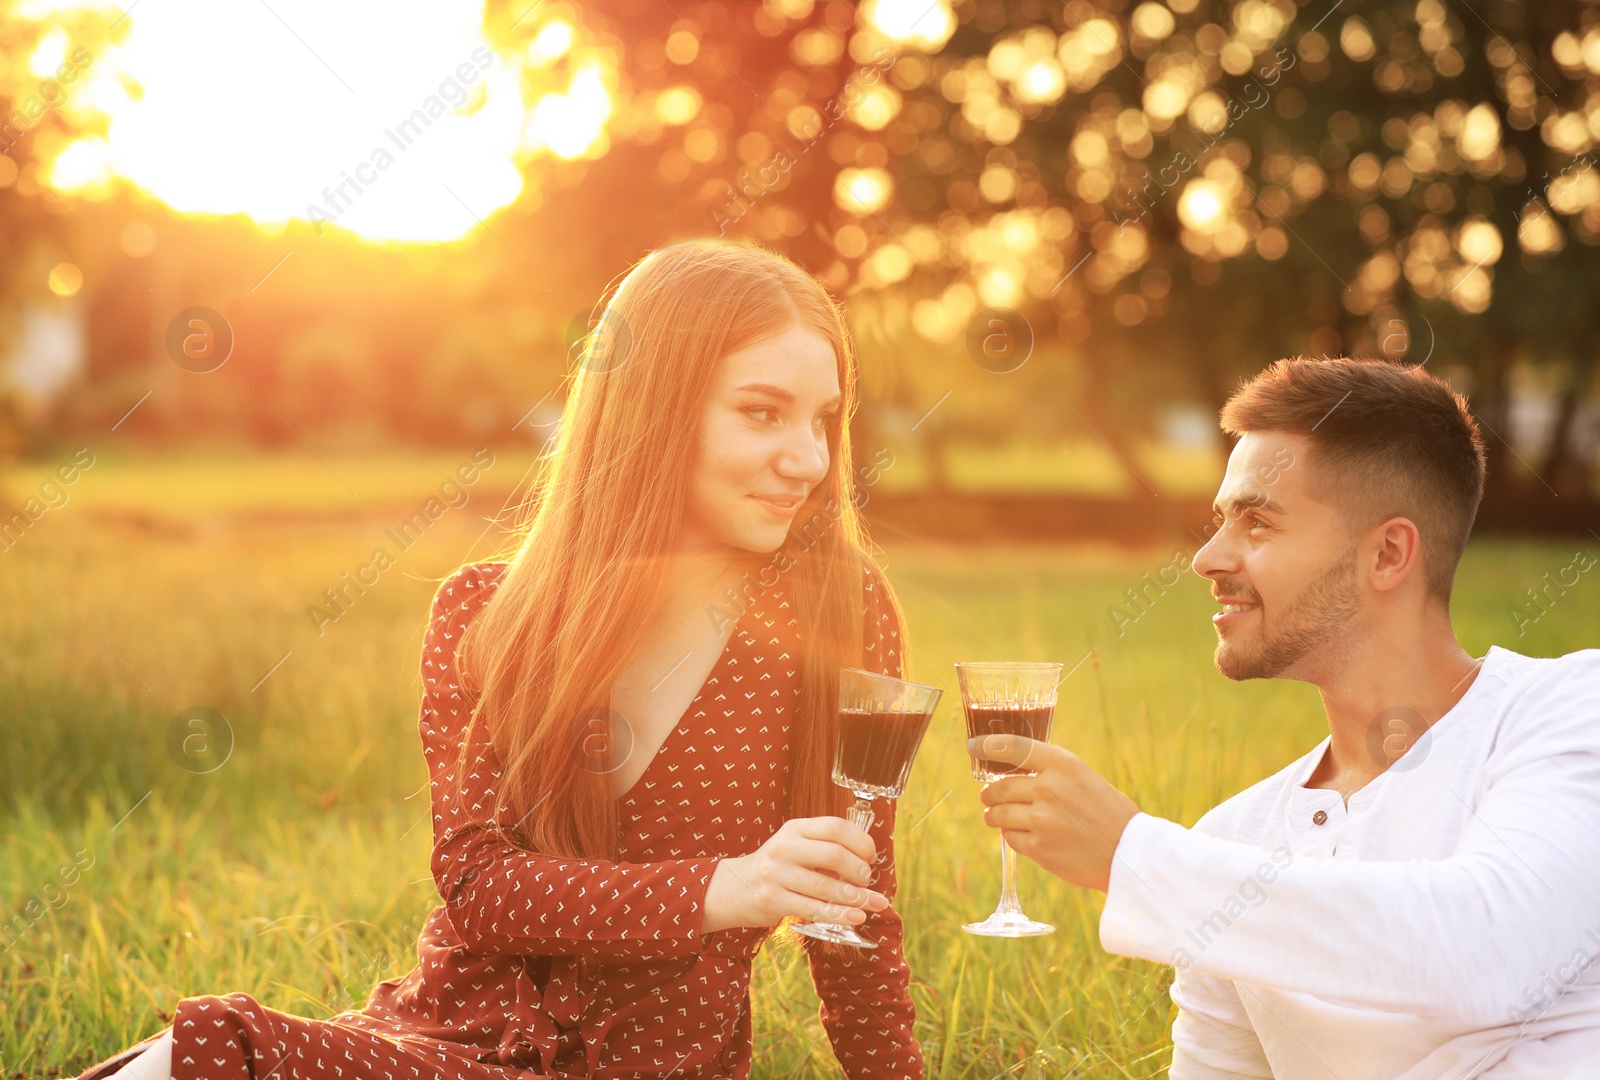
[35,0,611,242]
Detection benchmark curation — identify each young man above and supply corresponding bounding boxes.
[973,357,1600,1079]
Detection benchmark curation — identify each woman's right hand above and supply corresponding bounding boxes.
[701,817,890,934]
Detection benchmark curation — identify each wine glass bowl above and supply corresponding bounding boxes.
[791,667,941,950]
[956,661,1062,938]
[833,705,933,798]
[967,699,1057,782]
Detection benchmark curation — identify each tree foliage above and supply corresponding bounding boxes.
[1,0,1596,512]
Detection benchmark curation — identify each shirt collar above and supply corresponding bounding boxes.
[1287,648,1507,796]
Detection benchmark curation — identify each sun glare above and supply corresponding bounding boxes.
[865,0,956,52]
[35,0,612,243]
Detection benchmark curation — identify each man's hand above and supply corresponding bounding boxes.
[968,734,1142,893]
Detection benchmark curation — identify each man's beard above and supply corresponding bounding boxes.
[1214,546,1361,681]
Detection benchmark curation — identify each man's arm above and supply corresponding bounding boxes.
[1168,966,1274,1080]
[972,669,1600,1027]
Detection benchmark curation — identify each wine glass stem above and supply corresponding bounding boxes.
[996,834,1023,916]
[846,796,875,835]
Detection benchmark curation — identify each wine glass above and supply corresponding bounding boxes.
[792,667,942,949]
[957,661,1062,938]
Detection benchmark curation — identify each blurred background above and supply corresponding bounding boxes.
[3,0,1599,518]
[3,0,1598,1076]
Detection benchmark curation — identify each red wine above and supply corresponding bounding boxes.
[835,708,933,794]
[965,701,1054,776]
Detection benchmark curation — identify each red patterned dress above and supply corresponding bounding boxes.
[83,559,922,1080]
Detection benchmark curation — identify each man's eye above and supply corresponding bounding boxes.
[1248,515,1268,530]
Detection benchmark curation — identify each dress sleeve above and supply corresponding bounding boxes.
[804,557,925,1078]
[422,563,723,961]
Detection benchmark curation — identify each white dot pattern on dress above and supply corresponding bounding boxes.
[97,558,921,1080]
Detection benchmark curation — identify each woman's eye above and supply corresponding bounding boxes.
[814,412,837,428]
[744,406,779,424]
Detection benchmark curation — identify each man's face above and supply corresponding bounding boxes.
[1191,432,1363,682]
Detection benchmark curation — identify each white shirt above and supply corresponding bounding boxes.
[1099,645,1600,1079]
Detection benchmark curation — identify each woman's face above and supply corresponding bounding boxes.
[680,322,841,555]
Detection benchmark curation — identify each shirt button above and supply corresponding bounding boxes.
[1312,810,1328,825]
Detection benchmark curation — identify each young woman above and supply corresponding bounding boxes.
[81,238,923,1080]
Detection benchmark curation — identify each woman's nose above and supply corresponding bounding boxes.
[777,426,829,484]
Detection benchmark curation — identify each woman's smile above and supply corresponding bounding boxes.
[750,492,805,517]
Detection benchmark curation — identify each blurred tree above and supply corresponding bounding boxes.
[547,0,1587,518]
[0,3,125,467]
[780,0,1600,516]
[2,0,1597,522]
[525,0,1598,514]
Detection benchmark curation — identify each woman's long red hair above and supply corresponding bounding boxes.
[452,237,904,859]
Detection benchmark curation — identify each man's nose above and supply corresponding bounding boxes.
[1191,523,1236,580]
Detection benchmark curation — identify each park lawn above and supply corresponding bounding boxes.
[0,450,1594,1078]
[1,438,1220,522]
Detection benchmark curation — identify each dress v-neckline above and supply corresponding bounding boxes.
[616,588,758,805]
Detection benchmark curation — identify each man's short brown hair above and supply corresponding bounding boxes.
[1219,357,1487,604]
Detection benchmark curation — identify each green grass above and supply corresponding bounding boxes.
[2,438,1218,519]
[1,451,1595,1078]
[869,441,1224,496]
